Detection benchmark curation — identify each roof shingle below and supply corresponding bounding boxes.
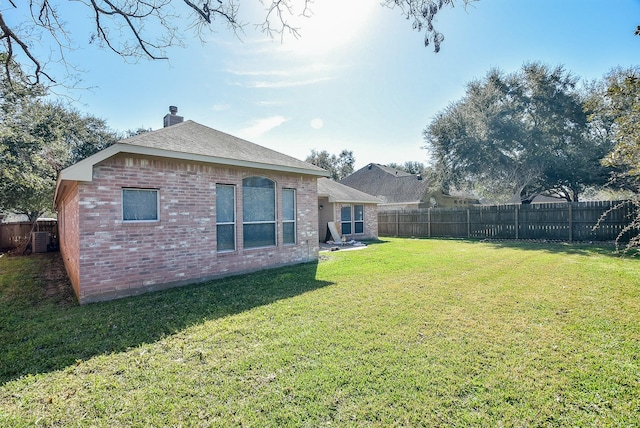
[340,163,429,204]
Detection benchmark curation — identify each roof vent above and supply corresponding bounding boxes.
[163,106,184,128]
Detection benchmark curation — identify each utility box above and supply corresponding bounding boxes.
[32,232,49,253]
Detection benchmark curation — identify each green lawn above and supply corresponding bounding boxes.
[1,238,639,427]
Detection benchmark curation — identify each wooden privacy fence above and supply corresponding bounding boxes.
[0,220,58,251]
[378,201,636,242]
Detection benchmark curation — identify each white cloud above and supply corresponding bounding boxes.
[248,77,332,88]
[226,63,335,89]
[211,103,231,112]
[238,116,288,140]
[256,100,283,106]
[226,63,336,77]
[310,118,324,129]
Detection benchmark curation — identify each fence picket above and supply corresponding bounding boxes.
[378,201,636,242]
[0,221,58,250]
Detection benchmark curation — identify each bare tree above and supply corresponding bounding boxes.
[382,0,475,52]
[0,0,306,86]
[1,0,473,88]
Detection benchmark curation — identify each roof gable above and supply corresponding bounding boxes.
[317,178,382,204]
[340,163,429,204]
[55,120,329,206]
[120,121,325,173]
[58,120,328,182]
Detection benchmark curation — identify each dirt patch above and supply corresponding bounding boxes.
[30,252,77,306]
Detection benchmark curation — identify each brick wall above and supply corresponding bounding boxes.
[334,203,379,241]
[71,154,319,303]
[364,203,379,240]
[59,182,81,297]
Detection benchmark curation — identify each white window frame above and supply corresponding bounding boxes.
[242,177,277,249]
[282,188,296,245]
[341,204,365,236]
[216,184,236,252]
[341,204,352,235]
[354,204,364,235]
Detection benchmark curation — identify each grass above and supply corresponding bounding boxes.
[1,238,639,427]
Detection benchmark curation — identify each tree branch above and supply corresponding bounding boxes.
[383,0,475,52]
[0,11,56,85]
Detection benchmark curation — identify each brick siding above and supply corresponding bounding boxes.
[59,182,81,297]
[60,154,319,303]
[334,203,379,241]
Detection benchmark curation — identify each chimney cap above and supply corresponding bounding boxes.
[164,106,184,127]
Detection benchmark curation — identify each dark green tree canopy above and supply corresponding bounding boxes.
[306,149,355,181]
[586,66,640,252]
[424,63,613,203]
[386,161,428,175]
[590,66,640,187]
[0,58,119,220]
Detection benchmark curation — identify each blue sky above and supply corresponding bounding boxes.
[8,0,640,169]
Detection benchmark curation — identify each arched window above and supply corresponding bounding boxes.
[242,177,276,248]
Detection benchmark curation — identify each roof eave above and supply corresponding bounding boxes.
[58,144,330,184]
[326,195,382,204]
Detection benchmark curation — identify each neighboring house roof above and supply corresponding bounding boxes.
[55,120,329,205]
[340,163,429,204]
[509,193,567,204]
[317,177,382,204]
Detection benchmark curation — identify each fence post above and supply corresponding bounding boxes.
[376,201,632,241]
[568,204,573,242]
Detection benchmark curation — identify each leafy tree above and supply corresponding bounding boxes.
[424,63,613,203]
[0,59,119,220]
[1,1,473,86]
[306,149,355,181]
[589,67,640,188]
[386,161,427,175]
[589,67,640,251]
[125,127,153,138]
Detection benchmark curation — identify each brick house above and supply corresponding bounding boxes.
[54,111,328,303]
[317,177,381,242]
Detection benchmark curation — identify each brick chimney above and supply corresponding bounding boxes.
[163,106,184,127]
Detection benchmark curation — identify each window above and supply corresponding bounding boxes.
[243,177,276,248]
[283,189,296,244]
[354,204,364,234]
[216,184,235,251]
[122,188,159,221]
[341,205,352,235]
[341,204,365,235]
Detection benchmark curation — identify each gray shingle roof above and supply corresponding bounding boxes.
[120,120,327,175]
[340,163,430,204]
[55,120,329,205]
[317,178,382,204]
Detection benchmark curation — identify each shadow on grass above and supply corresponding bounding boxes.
[362,239,391,247]
[463,237,633,258]
[383,236,634,259]
[0,253,333,385]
